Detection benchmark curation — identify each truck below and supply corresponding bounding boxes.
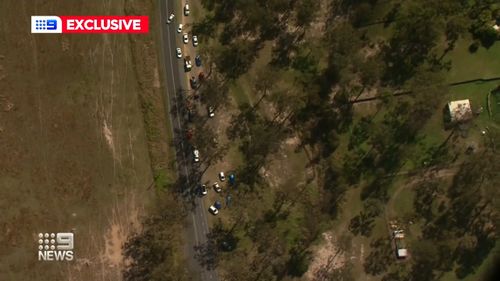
[393,230,408,259]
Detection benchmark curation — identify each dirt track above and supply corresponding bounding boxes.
[0,1,156,280]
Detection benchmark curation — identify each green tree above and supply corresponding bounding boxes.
[191,15,217,39]
[123,195,188,281]
[413,179,440,222]
[295,0,320,28]
[215,40,259,80]
[384,2,442,84]
[444,16,468,52]
[363,237,394,275]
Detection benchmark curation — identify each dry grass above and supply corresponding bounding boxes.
[0,0,162,280]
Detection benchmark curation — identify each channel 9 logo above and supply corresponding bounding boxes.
[37,232,74,261]
[31,16,62,33]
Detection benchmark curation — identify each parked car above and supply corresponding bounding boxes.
[195,55,202,67]
[175,47,182,58]
[184,56,192,71]
[167,13,175,24]
[190,76,198,89]
[184,3,190,16]
[182,33,189,44]
[213,182,222,193]
[198,71,205,81]
[221,241,234,251]
[219,172,226,181]
[208,106,215,118]
[177,23,183,33]
[193,149,200,162]
[192,35,198,47]
[199,184,207,196]
[208,205,219,215]
[214,201,222,210]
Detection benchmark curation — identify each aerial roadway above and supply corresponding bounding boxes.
[158,1,219,281]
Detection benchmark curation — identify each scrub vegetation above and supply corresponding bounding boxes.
[189,0,500,280]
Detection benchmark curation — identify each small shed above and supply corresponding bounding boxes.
[397,248,408,258]
[447,99,473,123]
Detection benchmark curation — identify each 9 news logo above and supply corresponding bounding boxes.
[31,16,62,33]
[37,232,74,261]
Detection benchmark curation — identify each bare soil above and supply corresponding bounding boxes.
[305,232,347,280]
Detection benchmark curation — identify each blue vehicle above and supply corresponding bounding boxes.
[214,201,222,210]
[229,174,235,185]
[195,55,202,67]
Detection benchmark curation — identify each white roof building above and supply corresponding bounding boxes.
[397,248,408,258]
[447,99,473,123]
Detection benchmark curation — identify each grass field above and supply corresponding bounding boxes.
[446,38,500,83]
[0,1,165,280]
[492,89,500,124]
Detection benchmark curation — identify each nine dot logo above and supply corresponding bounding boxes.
[37,232,74,261]
[31,15,148,34]
[31,16,62,33]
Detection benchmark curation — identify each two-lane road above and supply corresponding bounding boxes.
[158,1,219,281]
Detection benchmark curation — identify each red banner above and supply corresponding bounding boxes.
[60,16,148,33]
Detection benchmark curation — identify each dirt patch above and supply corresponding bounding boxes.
[66,192,144,280]
[0,95,14,112]
[284,135,300,147]
[309,0,329,37]
[100,194,142,269]
[305,232,347,281]
[103,119,115,156]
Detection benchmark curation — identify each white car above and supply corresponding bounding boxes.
[209,205,218,215]
[208,106,215,118]
[192,35,198,47]
[213,182,221,193]
[167,13,175,24]
[184,57,192,71]
[219,172,225,181]
[183,33,189,44]
[184,3,190,16]
[175,47,182,58]
[199,184,208,196]
[177,24,183,33]
[193,149,200,162]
